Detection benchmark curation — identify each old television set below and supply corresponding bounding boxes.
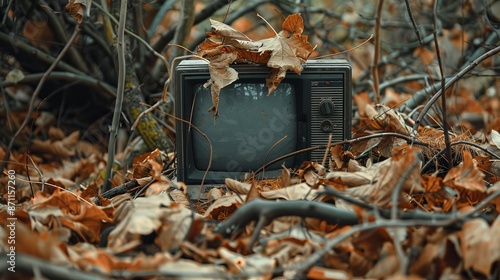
[174,59,352,195]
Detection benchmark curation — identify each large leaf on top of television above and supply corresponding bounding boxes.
[258,13,314,93]
[205,52,239,115]
[207,19,262,51]
[197,13,314,116]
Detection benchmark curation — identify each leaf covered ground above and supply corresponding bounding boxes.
[1,0,500,279]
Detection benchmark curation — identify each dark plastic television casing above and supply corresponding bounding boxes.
[174,59,352,193]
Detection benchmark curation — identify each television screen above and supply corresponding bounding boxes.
[191,82,298,173]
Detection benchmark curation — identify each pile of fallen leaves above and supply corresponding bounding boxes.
[2,102,500,279]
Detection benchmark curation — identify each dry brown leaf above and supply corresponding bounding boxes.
[31,130,80,159]
[258,13,314,93]
[260,183,317,201]
[65,0,92,24]
[409,230,462,277]
[208,19,261,51]
[422,174,443,192]
[265,238,317,268]
[203,194,243,220]
[246,181,262,202]
[22,16,54,51]
[413,46,435,66]
[158,259,226,277]
[225,178,251,195]
[155,203,201,251]
[330,145,345,170]
[4,222,71,264]
[107,195,197,252]
[206,52,239,116]
[370,146,423,206]
[281,164,292,188]
[365,242,400,278]
[326,158,392,187]
[306,267,350,280]
[443,150,486,193]
[461,217,500,276]
[30,189,112,243]
[131,148,163,180]
[48,127,66,141]
[68,244,159,273]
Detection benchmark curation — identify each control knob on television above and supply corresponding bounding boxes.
[319,99,335,115]
[321,120,335,132]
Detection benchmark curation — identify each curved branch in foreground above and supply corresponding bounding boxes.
[213,198,359,249]
[213,195,497,251]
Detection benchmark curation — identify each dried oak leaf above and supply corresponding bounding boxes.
[257,13,314,93]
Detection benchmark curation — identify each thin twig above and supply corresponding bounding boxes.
[39,0,89,73]
[420,141,500,174]
[103,0,127,192]
[403,0,423,45]
[169,0,196,64]
[432,0,453,170]
[1,72,116,98]
[0,26,81,176]
[93,1,169,75]
[147,0,231,65]
[262,135,288,178]
[254,132,429,175]
[130,54,198,131]
[0,31,85,76]
[315,34,373,59]
[410,44,500,138]
[321,133,332,167]
[167,113,213,196]
[389,156,421,274]
[372,0,384,104]
[14,177,92,207]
